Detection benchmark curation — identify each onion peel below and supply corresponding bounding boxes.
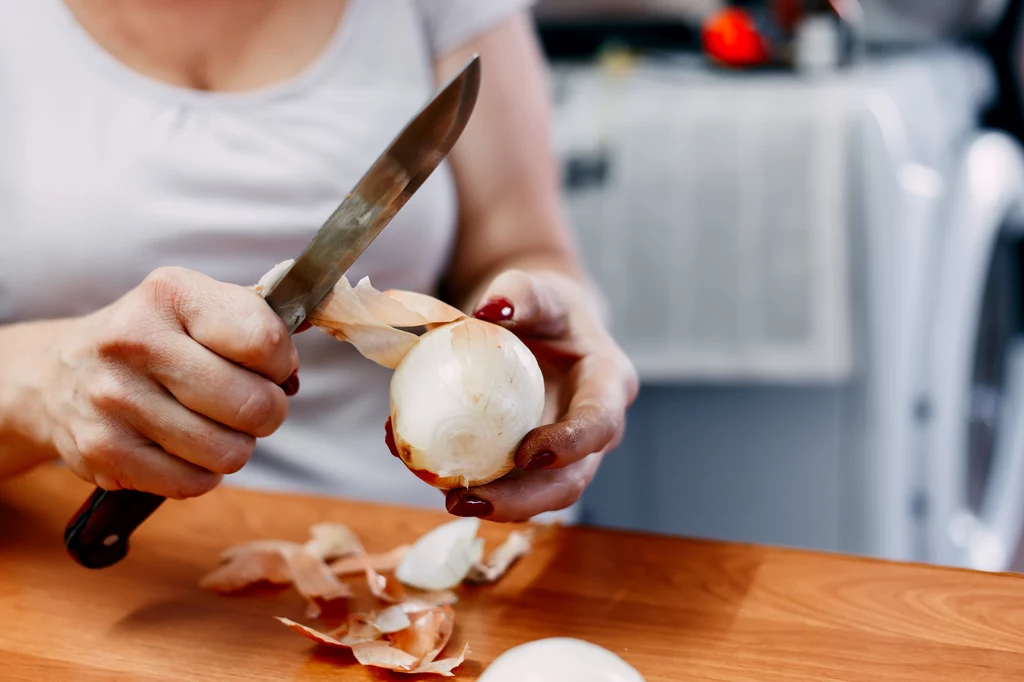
[394,518,485,591]
[198,525,357,617]
[205,516,537,677]
[329,544,410,576]
[276,602,466,676]
[467,529,535,584]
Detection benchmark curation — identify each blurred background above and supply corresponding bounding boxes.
[529,0,1024,574]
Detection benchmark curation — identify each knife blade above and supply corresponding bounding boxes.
[263,55,482,332]
[64,55,483,570]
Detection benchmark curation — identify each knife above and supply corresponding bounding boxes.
[63,55,482,570]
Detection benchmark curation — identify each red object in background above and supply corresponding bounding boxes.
[702,8,771,67]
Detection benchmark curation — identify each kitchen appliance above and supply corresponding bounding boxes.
[549,43,1024,570]
[858,0,1012,44]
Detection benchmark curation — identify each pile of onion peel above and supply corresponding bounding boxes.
[200,517,534,676]
[199,521,360,618]
[254,260,547,490]
[277,602,468,676]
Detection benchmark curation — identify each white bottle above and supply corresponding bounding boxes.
[795,12,840,74]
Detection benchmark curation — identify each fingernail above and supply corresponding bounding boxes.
[518,451,556,471]
[384,417,399,458]
[280,371,300,397]
[446,493,493,518]
[473,297,514,323]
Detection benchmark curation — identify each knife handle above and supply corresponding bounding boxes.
[64,487,166,569]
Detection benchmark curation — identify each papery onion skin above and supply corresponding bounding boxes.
[389,317,545,489]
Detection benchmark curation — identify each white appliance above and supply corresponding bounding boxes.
[552,46,1024,570]
[857,0,1011,44]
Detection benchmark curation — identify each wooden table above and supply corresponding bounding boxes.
[2,465,1024,681]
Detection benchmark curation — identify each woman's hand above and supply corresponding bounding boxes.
[412,13,636,522]
[389,268,638,523]
[30,267,298,498]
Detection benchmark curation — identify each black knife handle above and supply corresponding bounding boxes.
[64,487,166,569]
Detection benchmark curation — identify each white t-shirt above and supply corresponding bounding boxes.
[0,0,535,511]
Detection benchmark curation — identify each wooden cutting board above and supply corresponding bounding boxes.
[2,464,1024,681]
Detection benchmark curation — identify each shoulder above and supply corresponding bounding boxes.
[413,0,537,56]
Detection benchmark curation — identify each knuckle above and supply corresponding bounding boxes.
[92,472,127,492]
[74,426,122,470]
[212,434,256,475]
[84,373,136,414]
[494,269,538,301]
[565,474,588,506]
[242,312,292,368]
[565,405,612,452]
[584,402,615,429]
[232,386,286,435]
[142,266,190,307]
[560,459,598,509]
[167,472,222,500]
[259,318,286,354]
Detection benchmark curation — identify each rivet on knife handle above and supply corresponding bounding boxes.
[64,489,166,569]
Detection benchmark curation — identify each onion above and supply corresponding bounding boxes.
[255,261,546,490]
[478,638,645,682]
[389,317,545,488]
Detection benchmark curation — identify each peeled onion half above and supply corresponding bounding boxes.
[478,638,646,682]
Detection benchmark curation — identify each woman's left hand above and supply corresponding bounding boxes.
[434,268,638,522]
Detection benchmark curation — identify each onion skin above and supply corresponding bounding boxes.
[388,317,545,490]
[390,414,518,489]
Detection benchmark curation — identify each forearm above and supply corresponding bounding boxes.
[433,14,608,326]
[0,319,66,480]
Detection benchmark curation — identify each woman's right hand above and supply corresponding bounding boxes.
[40,266,298,499]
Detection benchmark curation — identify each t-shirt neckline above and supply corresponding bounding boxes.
[42,0,359,108]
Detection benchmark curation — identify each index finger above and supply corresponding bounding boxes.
[144,267,299,385]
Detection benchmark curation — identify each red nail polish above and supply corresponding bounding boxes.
[384,417,400,458]
[280,371,299,397]
[446,493,493,518]
[474,298,514,323]
[519,451,556,471]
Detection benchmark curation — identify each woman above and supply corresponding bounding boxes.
[0,0,637,524]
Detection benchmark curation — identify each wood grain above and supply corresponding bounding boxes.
[2,465,1024,681]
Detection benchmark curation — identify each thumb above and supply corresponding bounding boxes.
[472,269,568,338]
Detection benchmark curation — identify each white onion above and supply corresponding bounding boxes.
[255,263,546,492]
[478,638,646,682]
[389,317,545,489]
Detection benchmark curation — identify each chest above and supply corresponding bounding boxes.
[0,0,458,323]
[60,0,351,93]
